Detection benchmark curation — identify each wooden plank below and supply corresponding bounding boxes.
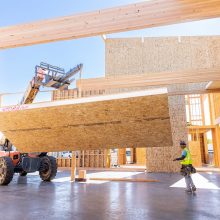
[78,170,87,179]
[206,81,220,90]
[203,133,209,164]
[188,125,216,130]
[1,1,220,49]
[77,68,220,91]
[0,89,172,153]
[71,152,76,181]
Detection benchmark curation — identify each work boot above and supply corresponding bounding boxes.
[185,188,192,193]
[192,186,196,192]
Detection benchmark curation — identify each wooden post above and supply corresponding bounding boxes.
[208,94,215,125]
[106,149,111,168]
[211,127,220,167]
[118,148,126,165]
[200,95,205,126]
[82,150,85,167]
[130,148,134,164]
[203,133,209,164]
[71,151,76,182]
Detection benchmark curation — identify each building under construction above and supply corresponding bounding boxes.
[0,1,220,219]
[53,36,220,173]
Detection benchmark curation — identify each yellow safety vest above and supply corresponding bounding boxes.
[180,148,192,165]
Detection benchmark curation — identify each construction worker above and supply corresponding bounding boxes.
[173,140,196,193]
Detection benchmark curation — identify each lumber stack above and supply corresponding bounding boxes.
[1,1,220,49]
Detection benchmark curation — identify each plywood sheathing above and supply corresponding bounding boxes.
[1,1,220,49]
[189,141,202,167]
[0,90,172,153]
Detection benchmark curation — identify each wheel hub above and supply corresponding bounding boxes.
[41,160,50,174]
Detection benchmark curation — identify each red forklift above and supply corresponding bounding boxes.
[0,62,83,185]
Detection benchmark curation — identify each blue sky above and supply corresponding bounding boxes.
[0,0,220,104]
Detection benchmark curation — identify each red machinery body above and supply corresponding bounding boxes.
[0,151,20,166]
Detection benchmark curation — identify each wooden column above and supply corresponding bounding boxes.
[118,148,126,165]
[130,148,134,164]
[106,149,111,168]
[71,152,76,182]
[200,95,205,126]
[211,127,220,167]
[208,94,215,125]
[203,133,209,164]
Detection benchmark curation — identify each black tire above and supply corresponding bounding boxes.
[0,157,14,185]
[39,156,57,181]
[20,171,27,176]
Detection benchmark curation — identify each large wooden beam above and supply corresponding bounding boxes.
[77,68,220,91]
[1,0,220,49]
[206,81,220,90]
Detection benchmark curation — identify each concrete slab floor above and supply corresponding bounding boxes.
[0,170,220,220]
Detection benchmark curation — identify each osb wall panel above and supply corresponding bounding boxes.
[106,38,143,76]
[0,93,172,153]
[146,93,187,173]
[106,36,220,77]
